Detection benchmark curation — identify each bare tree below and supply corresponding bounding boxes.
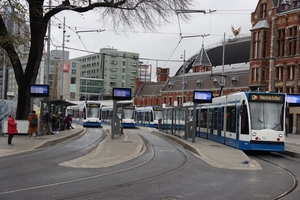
[0,0,193,119]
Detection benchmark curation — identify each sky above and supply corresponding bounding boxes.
[49,0,259,79]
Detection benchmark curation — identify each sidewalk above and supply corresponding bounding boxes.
[0,124,299,169]
[0,125,84,157]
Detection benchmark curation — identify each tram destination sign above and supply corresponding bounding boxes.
[29,84,49,97]
[193,90,213,103]
[249,94,284,103]
[112,87,131,100]
[86,103,100,108]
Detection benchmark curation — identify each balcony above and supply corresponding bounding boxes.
[110,61,118,64]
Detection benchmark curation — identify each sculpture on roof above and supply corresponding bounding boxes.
[231,25,241,37]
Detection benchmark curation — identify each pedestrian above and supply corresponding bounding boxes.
[28,110,39,138]
[51,111,59,134]
[7,114,18,145]
[43,111,52,134]
[65,114,73,130]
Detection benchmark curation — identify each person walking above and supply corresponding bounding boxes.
[7,114,18,145]
[28,110,39,138]
[65,114,73,130]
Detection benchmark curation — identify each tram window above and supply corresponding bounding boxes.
[221,108,224,131]
[214,108,218,130]
[226,106,236,132]
[200,109,208,128]
[241,105,249,135]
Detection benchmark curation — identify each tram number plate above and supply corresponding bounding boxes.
[262,136,267,140]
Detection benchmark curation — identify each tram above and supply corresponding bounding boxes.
[194,91,287,152]
[71,101,102,127]
[158,92,287,152]
[136,106,163,128]
[101,100,136,128]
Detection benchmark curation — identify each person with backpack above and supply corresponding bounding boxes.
[28,110,39,138]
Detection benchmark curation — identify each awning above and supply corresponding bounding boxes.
[42,100,77,107]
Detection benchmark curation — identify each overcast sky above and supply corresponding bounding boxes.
[49,0,258,79]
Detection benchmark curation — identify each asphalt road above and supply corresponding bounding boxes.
[0,128,299,200]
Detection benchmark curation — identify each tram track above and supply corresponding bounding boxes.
[0,130,188,198]
[51,138,188,200]
[255,156,299,200]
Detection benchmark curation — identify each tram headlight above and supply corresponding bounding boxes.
[252,132,257,137]
[278,133,283,138]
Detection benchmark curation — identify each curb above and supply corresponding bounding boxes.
[37,128,85,149]
[280,150,300,159]
[151,131,200,157]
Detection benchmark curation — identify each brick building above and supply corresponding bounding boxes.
[135,0,300,134]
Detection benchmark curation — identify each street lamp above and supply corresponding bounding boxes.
[181,50,186,106]
[85,74,88,102]
[59,17,70,100]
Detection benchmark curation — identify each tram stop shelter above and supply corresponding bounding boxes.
[40,100,77,131]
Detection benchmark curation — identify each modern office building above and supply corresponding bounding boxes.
[71,47,139,99]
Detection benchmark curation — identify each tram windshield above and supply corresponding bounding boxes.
[86,107,100,118]
[153,110,163,120]
[249,102,283,131]
[123,108,134,119]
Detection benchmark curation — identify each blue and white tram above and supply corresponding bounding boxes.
[72,101,102,127]
[101,100,136,128]
[196,91,287,152]
[136,106,163,128]
[120,102,136,128]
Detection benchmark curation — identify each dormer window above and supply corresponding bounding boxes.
[196,80,202,88]
[213,78,219,87]
[168,82,173,88]
[231,77,238,86]
[281,0,291,11]
[292,0,299,7]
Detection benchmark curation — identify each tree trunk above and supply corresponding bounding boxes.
[16,77,31,120]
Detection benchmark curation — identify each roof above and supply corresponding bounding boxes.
[43,100,78,107]
[175,36,251,76]
[192,45,212,67]
[136,82,164,97]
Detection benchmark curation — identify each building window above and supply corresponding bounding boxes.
[287,87,294,94]
[260,3,267,19]
[169,97,172,105]
[262,31,267,58]
[251,67,258,81]
[277,29,285,57]
[276,88,283,93]
[276,66,284,80]
[287,26,298,56]
[71,77,76,84]
[286,65,295,80]
[253,32,260,59]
